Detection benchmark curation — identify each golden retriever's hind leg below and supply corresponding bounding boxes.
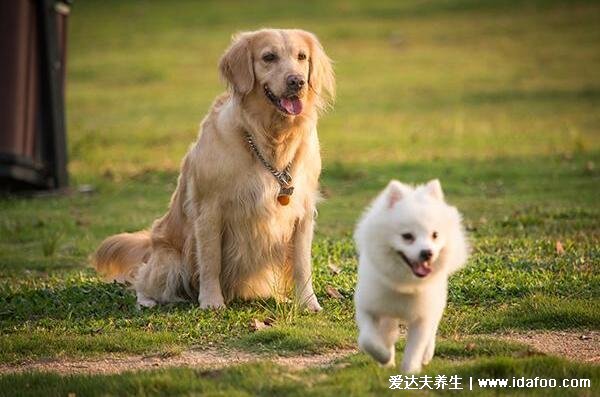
[136,291,157,308]
[134,248,187,305]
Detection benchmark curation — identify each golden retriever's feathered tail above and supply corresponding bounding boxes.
[92,231,151,284]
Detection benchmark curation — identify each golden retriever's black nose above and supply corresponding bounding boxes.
[420,249,433,261]
[287,74,305,91]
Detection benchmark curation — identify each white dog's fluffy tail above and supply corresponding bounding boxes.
[92,231,151,283]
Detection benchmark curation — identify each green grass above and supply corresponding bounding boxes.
[1,0,599,395]
[2,353,598,397]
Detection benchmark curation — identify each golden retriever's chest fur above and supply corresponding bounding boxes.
[218,169,309,299]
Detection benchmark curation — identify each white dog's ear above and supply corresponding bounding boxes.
[219,32,255,96]
[425,179,444,200]
[386,180,410,208]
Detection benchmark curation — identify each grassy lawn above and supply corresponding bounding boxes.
[1,0,599,395]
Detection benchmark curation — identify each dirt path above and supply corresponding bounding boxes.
[0,331,597,375]
[0,348,358,376]
[496,330,599,364]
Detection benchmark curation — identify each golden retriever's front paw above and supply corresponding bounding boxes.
[199,294,226,310]
[302,294,322,312]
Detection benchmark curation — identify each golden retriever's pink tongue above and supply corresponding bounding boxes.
[280,98,302,115]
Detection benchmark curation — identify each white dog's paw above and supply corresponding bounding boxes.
[301,294,322,312]
[422,349,434,366]
[381,348,396,368]
[381,359,396,368]
[136,292,157,309]
[422,339,436,366]
[359,335,392,365]
[401,360,422,374]
[199,293,226,310]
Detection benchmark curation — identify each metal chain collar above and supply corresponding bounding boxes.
[244,132,293,187]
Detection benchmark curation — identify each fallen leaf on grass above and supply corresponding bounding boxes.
[283,373,303,382]
[516,349,542,358]
[198,369,222,379]
[328,261,341,275]
[103,168,115,180]
[77,184,96,194]
[332,362,350,370]
[584,161,595,172]
[249,318,269,331]
[326,285,343,299]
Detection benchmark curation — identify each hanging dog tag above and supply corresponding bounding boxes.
[277,186,294,206]
[244,132,295,206]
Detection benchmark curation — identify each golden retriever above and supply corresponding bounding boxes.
[93,29,335,311]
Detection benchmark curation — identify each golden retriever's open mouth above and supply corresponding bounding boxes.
[396,250,432,278]
[263,84,303,116]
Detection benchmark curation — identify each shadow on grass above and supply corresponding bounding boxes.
[233,318,354,356]
[490,296,600,330]
[0,281,139,323]
[443,295,600,335]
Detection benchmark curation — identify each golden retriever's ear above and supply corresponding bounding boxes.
[219,33,255,96]
[301,31,335,111]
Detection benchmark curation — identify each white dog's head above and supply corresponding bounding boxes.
[356,179,469,281]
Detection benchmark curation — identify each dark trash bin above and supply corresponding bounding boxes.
[0,0,71,191]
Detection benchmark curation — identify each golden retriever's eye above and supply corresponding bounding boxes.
[432,231,438,240]
[298,52,307,61]
[401,233,415,242]
[262,53,277,62]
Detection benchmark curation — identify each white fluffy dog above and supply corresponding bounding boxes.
[354,179,469,373]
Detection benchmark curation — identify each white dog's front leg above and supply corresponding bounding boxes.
[402,319,435,374]
[292,215,321,311]
[379,317,400,367]
[422,318,441,366]
[357,310,393,365]
[194,202,225,309]
[422,333,436,366]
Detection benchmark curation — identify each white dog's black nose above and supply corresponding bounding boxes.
[286,74,305,91]
[420,249,433,261]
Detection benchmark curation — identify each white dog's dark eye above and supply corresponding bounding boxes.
[401,233,415,242]
[432,231,438,240]
[262,53,277,62]
[298,52,307,61]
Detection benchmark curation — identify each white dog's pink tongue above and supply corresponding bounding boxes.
[280,97,303,115]
[412,262,432,278]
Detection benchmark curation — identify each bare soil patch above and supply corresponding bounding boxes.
[0,348,358,375]
[1,331,597,375]
[495,330,599,363]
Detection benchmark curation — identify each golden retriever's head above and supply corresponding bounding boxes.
[219,29,335,117]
